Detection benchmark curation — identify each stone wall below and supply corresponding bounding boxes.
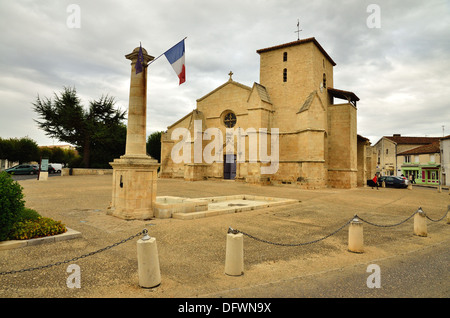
[61,168,113,176]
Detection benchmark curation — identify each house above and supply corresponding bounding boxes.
[397,142,440,185]
[440,135,450,186]
[373,134,441,177]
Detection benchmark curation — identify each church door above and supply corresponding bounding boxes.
[223,154,236,180]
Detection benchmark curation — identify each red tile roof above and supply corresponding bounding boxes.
[385,136,441,144]
[397,142,440,155]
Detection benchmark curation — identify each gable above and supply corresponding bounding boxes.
[247,83,273,110]
[196,80,252,118]
[196,80,251,103]
[297,91,325,114]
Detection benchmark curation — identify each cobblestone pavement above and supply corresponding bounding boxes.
[0,175,448,298]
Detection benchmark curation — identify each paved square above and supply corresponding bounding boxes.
[0,175,448,298]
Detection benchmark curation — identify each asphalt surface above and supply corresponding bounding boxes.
[203,239,449,298]
[0,175,448,303]
[10,172,61,181]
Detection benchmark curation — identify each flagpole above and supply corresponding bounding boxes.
[146,37,187,67]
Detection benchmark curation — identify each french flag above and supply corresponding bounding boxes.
[164,39,186,85]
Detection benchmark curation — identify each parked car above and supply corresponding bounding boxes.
[383,176,408,188]
[366,176,409,188]
[5,164,39,175]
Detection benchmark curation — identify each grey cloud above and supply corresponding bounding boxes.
[0,0,449,147]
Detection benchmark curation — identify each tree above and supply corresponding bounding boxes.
[0,138,13,160]
[38,146,78,166]
[0,137,39,164]
[146,131,162,162]
[33,86,126,168]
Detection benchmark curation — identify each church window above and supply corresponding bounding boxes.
[283,68,287,82]
[223,112,237,128]
[323,73,326,89]
[283,52,287,62]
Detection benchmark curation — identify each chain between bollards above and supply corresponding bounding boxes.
[0,229,148,276]
[229,206,449,248]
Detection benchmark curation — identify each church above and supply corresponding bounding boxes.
[160,37,372,189]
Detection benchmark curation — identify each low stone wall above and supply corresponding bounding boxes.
[61,168,113,176]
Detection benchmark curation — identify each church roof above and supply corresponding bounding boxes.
[256,37,336,66]
[196,79,251,102]
[327,88,359,102]
[251,83,272,104]
[298,91,319,113]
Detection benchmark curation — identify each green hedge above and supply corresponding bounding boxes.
[0,172,67,241]
[0,172,25,241]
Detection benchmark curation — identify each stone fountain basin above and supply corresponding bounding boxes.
[154,194,299,219]
[154,196,209,218]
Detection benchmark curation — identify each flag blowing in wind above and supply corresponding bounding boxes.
[135,43,144,74]
[164,39,186,85]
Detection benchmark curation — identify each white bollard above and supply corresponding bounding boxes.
[414,208,427,237]
[348,217,364,253]
[225,230,244,276]
[137,232,161,288]
[447,206,450,224]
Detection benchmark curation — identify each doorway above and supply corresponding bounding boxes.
[223,154,236,180]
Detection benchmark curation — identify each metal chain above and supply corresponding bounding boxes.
[230,205,449,247]
[356,211,418,227]
[425,206,449,222]
[0,229,147,276]
[229,217,353,247]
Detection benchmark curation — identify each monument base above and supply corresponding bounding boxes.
[108,155,160,220]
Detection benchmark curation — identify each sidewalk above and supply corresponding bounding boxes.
[0,175,448,298]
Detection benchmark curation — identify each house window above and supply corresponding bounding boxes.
[223,112,237,128]
[430,154,435,163]
[283,68,287,82]
[283,52,287,62]
[404,155,411,163]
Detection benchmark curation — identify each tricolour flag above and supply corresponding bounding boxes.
[164,39,186,85]
[135,43,144,74]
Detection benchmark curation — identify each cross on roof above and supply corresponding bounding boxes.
[295,19,302,40]
[228,71,233,81]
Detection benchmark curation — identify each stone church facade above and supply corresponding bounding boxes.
[160,37,370,189]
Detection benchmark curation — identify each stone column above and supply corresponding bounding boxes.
[124,47,154,158]
[108,46,160,220]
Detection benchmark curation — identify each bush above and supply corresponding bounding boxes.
[8,217,67,240]
[0,172,25,241]
[17,208,41,222]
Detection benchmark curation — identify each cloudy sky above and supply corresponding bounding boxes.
[0,0,449,147]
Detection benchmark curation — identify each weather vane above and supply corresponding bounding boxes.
[295,19,302,40]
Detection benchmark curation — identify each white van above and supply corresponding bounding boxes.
[50,163,63,173]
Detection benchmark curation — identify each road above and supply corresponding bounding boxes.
[207,240,449,298]
[10,172,61,181]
